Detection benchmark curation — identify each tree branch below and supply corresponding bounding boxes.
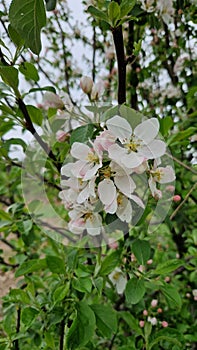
[112,25,126,104]
[17,98,61,172]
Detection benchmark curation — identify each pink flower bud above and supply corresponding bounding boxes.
[139,320,145,327]
[56,130,68,142]
[43,92,65,110]
[173,195,181,202]
[108,238,118,250]
[143,309,148,316]
[161,321,168,328]
[166,185,175,192]
[147,259,153,265]
[151,299,158,307]
[80,76,93,94]
[157,308,163,313]
[91,81,104,101]
[165,276,170,282]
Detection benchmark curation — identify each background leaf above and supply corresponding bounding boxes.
[125,277,145,304]
[132,239,151,265]
[9,0,46,54]
[91,304,117,338]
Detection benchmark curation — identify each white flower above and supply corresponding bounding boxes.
[70,142,102,180]
[156,0,175,25]
[109,268,127,294]
[106,116,166,169]
[148,316,157,325]
[68,202,102,236]
[148,165,175,199]
[139,0,155,13]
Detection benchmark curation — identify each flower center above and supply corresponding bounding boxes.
[152,169,163,181]
[117,193,123,206]
[86,152,99,164]
[124,136,142,153]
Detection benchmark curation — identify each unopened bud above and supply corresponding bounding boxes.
[91,81,104,101]
[173,195,181,202]
[80,76,93,94]
[43,92,65,110]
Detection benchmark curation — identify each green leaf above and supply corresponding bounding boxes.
[9,289,30,304]
[91,304,117,338]
[26,105,43,126]
[9,0,46,55]
[15,259,47,277]
[0,209,12,221]
[108,2,120,26]
[8,24,25,47]
[3,138,27,152]
[159,116,173,136]
[99,250,120,276]
[72,277,92,293]
[0,66,19,92]
[148,334,182,350]
[70,124,94,145]
[88,6,109,23]
[52,285,69,303]
[168,127,196,146]
[45,0,57,11]
[66,301,96,350]
[132,239,150,265]
[154,259,184,275]
[46,255,66,274]
[21,307,39,327]
[160,284,182,309]
[125,277,145,304]
[19,62,39,82]
[28,86,56,94]
[120,0,136,17]
[119,311,143,334]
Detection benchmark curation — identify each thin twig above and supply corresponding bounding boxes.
[59,318,65,350]
[170,182,197,220]
[112,25,126,104]
[166,153,197,175]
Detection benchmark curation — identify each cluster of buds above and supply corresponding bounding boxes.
[80,76,104,101]
[59,115,175,236]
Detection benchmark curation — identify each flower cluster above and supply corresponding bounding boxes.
[59,115,175,236]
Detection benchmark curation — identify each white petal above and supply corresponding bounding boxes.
[68,218,85,235]
[114,175,136,197]
[71,142,90,160]
[116,197,132,223]
[130,194,145,209]
[77,185,90,203]
[105,197,117,214]
[108,144,127,162]
[106,115,132,141]
[61,163,73,177]
[116,275,127,294]
[121,152,144,168]
[157,166,176,183]
[98,179,116,205]
[83,163,101,180]
[139,140,166,159]
[134,118,159,144]
[86,214,102,236]
[71,160,87,178]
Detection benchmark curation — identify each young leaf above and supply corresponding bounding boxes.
[66,301,96,350]
[72,277,92,293]
[132,239,151,265]
[21,307,39,327]
[8,24,25,47]
[154,259,184,276]
[108,2,120,26]
[90,304,117,338]
[46,255,66,274]
[160,284,182,309]
[125,277,145,304]
[99,250,120,276]
[15,259,47,277]
[120,0,136,18]
[88,6,109,23]
[70,124,94,145]
[9,0,46,55]
[19,62,39,82]
[26,105,43,126]
[0,66,19,93]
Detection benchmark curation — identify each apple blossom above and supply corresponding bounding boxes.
[106,116,166,169]
[151,299,158,307]
[148,316,157,325]
[148,165,175,199]
[109,268,127,294]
